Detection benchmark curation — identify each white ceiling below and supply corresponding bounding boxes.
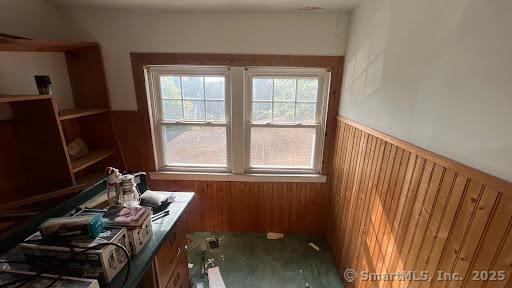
[50,0,359,11]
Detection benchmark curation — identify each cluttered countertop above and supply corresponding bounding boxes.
[0,172,195,288]
[109,191,194,288]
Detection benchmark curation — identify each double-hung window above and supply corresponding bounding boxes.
[148,66,230,172]
[147,65,330,179]
[246,68,330,173]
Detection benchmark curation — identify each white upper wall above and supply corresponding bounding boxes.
[60,6,350,110]
[0,0,74,119]
[340,0,512,181]
[0,0,67,40]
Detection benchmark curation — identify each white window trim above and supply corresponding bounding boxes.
[145,65,330,183]
[244,67,331,174]
[149,171,327,183]
[147,65,231,173]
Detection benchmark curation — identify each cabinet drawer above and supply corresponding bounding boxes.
[155,219,186,288]
[166,252,190,288]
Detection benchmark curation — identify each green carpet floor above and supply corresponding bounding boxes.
[187,232,343,288]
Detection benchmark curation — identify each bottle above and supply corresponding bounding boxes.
[119,174,141,207]
[106,167,121,206]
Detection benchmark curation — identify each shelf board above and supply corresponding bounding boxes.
[0,185,85,211]
[0,37,98,52]
[76,172,105,186]
[59,108,109,120]
[71,148,115,173]
[0,95,51,103]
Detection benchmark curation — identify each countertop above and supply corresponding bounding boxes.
[109,191,194,288]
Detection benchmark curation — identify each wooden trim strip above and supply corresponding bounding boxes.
[337,116,512,194]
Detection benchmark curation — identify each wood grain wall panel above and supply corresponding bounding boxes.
[149,179,328,234]
[112,53,343,235]
[327,118,512,288]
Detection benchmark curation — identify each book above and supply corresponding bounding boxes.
[76,206,151,228]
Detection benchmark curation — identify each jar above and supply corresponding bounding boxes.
[119,174,140,207]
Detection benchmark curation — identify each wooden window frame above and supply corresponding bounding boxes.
[130,53,343,181]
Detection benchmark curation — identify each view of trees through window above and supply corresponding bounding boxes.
[160,75,225,121]
[251,77,318,123]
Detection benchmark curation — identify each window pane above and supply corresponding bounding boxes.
[250,127,315,168]
[183,100,205,120]
[251,102,272,122]
[182,76,204,99]
[205,77,225,100]
[162,100,183,120]
[274,79,296,101]
[296,79,318,102]
[295,103,316,123]
[273,102,294,123]
[253,78,273,101]
[206,101,225,121]
[164,126,227,166]
[160,76,182,99]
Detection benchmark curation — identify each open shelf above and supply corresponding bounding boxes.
[59,108,109,120]
[0,95,51,103]
[71,148,115,173]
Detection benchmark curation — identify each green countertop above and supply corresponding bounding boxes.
[108,192,194,288]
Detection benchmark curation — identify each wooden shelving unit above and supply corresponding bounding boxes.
[59,108,109,120]
[0,35,125,211]
[71,148,115,173]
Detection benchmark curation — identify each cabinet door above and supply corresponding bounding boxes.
[166,252,190,288]
[137,261,159,288]
[154,219,186,288]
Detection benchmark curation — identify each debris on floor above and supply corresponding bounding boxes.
[308,242,320,252]
[188,263,194,268]
[208,267,227,288]
[266,232,284,240]
[205,236,220,250]
[188,232,343,288]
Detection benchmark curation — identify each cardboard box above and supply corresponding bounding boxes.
[20,227,129,283]
[74,208,153,255]
[125,212,153,255]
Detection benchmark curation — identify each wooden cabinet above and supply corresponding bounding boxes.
[166,252,190,288]
[138,217,191,288]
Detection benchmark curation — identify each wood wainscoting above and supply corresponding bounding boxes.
[150,179,328,234]
[327,117,512,288]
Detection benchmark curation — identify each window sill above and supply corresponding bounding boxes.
[149,171,327,183]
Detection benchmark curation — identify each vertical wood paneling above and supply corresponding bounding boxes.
[327,118,512,288]
[150,179,328,234]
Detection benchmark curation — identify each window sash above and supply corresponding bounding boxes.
[148,67,231,172]
[245,69,330,173]
[156,123,231,172]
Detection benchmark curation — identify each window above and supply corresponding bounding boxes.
[147,66,330,178]
[246,68,329,173]
[148,67,230,172]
